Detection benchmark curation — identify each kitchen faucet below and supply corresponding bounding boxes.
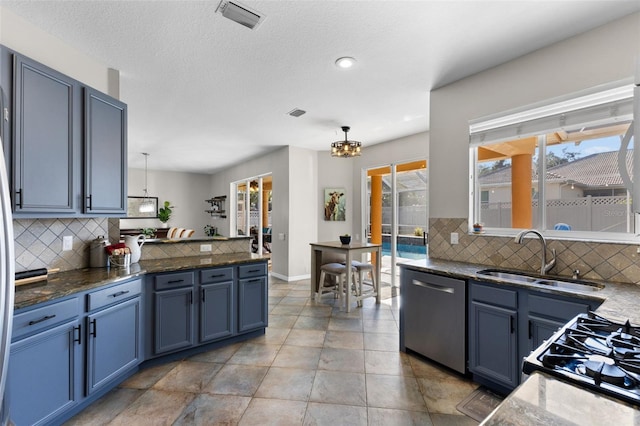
[514,229,556,275]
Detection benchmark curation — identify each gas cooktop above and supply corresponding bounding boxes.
[523,312,640,406]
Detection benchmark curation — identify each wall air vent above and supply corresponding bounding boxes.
[216,0,265,30]
[287,108,306,118]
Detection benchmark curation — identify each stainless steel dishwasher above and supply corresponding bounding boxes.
[400,268,466,374]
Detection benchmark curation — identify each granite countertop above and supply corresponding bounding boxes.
[144,236,251,244]
[398,257,640,424]
[14,252,269,310]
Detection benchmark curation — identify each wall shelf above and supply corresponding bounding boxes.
[205,196,227,218]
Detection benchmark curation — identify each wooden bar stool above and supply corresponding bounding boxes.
[316,262,356,304]
[350,260,378,306]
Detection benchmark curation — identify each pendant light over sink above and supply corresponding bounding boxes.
[331,126,362,158]
[139,153,155,213]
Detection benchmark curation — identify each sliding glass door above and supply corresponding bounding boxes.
[365,160,428,292]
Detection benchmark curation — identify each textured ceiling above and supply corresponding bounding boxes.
[2,1,639,173]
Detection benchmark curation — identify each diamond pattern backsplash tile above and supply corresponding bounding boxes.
[13,218,109,273]
[429,218,640,285]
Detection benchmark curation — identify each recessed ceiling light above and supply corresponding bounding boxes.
[335,57,356,69]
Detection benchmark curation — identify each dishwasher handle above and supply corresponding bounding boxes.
[411,279,455,294]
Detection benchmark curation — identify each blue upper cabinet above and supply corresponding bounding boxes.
[4,47,127,217]
[13,54,78,214]
[83,88,127,215]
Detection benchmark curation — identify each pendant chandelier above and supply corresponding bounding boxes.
[139,153,155,213]
[331,126,362,158]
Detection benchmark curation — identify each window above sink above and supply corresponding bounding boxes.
[468,82,639,244]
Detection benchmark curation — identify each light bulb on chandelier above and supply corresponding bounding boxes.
[331,126,362,158]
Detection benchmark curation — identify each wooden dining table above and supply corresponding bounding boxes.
[309,241,382,312]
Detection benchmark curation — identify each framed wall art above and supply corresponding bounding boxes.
[127,196,158,218]
[324,188,346,221]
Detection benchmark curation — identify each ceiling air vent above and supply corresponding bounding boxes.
[216,1,265,30]
[287,108,306,118]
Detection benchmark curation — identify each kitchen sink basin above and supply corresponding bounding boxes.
[476,268,604,292]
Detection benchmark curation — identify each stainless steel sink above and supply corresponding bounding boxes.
[476,269,604,292]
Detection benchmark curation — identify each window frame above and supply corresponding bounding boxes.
[469,83,638,244]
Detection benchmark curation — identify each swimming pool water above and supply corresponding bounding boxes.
[381,242,427,260]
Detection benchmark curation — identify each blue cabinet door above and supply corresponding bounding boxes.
[469,301,519,389]
[13,54,78,214]
[8,320,81,425]
[83,87,127,214]
[154,287,194,354]
[86,296,141,394]
[200,281,235,342]
[238,276,267,332]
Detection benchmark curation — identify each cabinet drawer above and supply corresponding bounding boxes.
[471,282,517,308]
[13,297,79,340]
[87,279,142,312]
[154,272,194,290]
[200,267,234,284]
[528,293,590,319]
[238,263,267,279]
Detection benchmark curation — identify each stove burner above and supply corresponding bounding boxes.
[579,355,626,386]
[523,312,640,407]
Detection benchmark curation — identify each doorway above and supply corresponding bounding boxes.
[365,160,428,293]
[233,174,272,257]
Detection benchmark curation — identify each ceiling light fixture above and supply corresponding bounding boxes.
[216,0,265,29]
[331,126,362,158]
[335,57,356,69]
[139,153,155,213]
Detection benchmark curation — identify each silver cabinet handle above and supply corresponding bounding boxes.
[411,279,455,294]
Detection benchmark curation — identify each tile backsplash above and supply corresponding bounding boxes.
[13,218,109,273]
[429,218,640,285]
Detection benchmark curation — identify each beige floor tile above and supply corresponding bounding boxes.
[173,394,251,425]
[238,398,307,425]
[109,389,196,426]
[366,374,428,412]
[363,318,399,334]
[279,296,309,306]
[205,364,269,396]
[254,367,316,401]
[430,413,480,426]
[119,362,179,389]
[271,304,305,315]
[284,329,327,347]
[294,315,331,330]
[249,327,291,345]
[227,343,281,366]
[367,407,434,426]
[365,350,413,376]
[318,347,365,373]
[288,289,313,298]
[310,370,367,406]
[299,305,333,317]
[324,330,364,350]
[272,345,322,369]
[269,289,291,297]
[304,402,368,426]
[418,375,478,415]
[409,355,456,380]
[153,361,223,393]
[364,332,400,352]
[268,314,298,329]
[328,317,363,332]
[187,342,243,363]
[362,308,395,320]
[64,388,144,425]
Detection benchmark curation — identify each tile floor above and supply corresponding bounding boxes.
[65,276,481,426]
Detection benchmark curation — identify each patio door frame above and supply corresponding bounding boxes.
[231,173,271,255]
[362,158,428,289]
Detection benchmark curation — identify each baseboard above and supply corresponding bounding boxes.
[270,271,310,282]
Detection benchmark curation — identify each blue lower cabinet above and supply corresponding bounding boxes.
[154,287,195,354]
[200,281,235,342]
[238,276,268,332]
[8,319,82,425]
[86,296,141,394]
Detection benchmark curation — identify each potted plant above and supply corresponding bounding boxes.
[158,201,174,226]
[140,227,157,238]
[339,233,351,245]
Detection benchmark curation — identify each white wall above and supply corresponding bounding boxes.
[0,6,111,94]
[317,153,354,241]
[430,12,640,219]
[121,168,212,237]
